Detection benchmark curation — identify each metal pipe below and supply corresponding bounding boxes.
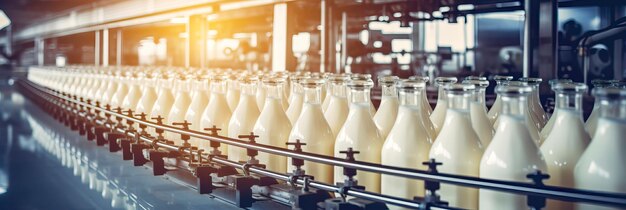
[21,80,626,208]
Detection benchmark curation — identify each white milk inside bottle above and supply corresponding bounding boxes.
[254,77,291,173]
[109,73,130,109]
[199,74,231,152]
[121,72,143,111]
[149,74,175,136]
[373,76,399,139]
[462,79,494,146]
[334,79,383,193]
[228,76,261,162]
[540,83,590,210]
[539,79,573,143]
[430,77,458,135]
[381,80,433,207]
[323,75,351,136]
[409,76,436,138]
[479,85,547,210]
[167,74,193,145]
[286,75,310,125]
[520,77,548,130]
[574,87,626,210]
[87,71,104,102]
[487,75,513,125]
[135,72,158,119]
[350,74,376,115]
[80,71,94,99]
[493,81,541,144]
[584,80,613,138]
[100,72,120,108]
[429,84,483,209]
[409,76,433,116]
[226,74,241,112]
[94,72,111,104]
[288,78,335,183]
[185,75,210,147]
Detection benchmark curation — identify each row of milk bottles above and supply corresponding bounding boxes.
[27,66,625,210]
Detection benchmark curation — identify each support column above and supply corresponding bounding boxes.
[95,30,101,66]
[271,2,296,72]
[117,30,123,66]
[184,15,191,68]
[321,0,335,73]
[103,28,109,67]
[189,14,207,68]
[36,38,44,66]
[538,0,558,87]
[523,0,540,77]
[340,11,347,73]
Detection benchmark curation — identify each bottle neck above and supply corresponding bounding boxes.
[211,81,227,94]
[266,84,284,99]
[447,92,471,110]
[502,94,529,117]
[399,89,422,108]
[437,86,446,101]
[599,98,626,120]
[472,88,486,105]
[240,83,257,96]
[304,86,323,104]
[556,91,583,112]
[331,82,347,97]
[291,83,304,95]
[381,84,397,98]
[349,88,372,104]
[530,84,541,105]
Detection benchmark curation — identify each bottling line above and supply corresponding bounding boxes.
[0,0,625,210]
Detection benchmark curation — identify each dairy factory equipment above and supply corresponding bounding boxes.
[1,0,626,210]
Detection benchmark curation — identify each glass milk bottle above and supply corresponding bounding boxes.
[94,72,111,104]
[226,74,241,112]
[462,79,494,146]
[351,74,376,115]
[381,80,433,206]
[479,85,547,210]
[286,75,310,125]
[121,72,143,111]
[135,73,158,119]
[109,73,130,109]
[288,79,335,183]
[185,75,210,147]
[429,84,483,209]
[199,74,231,152]
[409,76,433,116]
[166,74,193,145]
[539,79,573,142]
[254,77,291,173]
[540,83,590,210]
[334,79,384,193]
[100,72,120,107]
[373,76,399,139]
[430,77,457,135]
[493,81,541,144]
[584,80,614,137]
[574,87,626,210]
[520,77,548,130]
[149,74,175,136]
[487,75,513,125]
[323,75,351,136]
[228,76,261,162]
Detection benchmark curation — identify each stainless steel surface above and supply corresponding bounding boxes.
[0,80,240,210]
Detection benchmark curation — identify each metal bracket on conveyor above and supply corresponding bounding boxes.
[106,107,126,153]
[95,104,113,146]
[147,115,178,175]
[87,101,102,141]
[69,96,80,131]
[131,112,151,166]
[526,170,550,210]
[418,158,448,210]
[193,126,237,194]
[324,147,388,210]
[76,97,88,135]
[119,109,136,160]
[282,140,330,210]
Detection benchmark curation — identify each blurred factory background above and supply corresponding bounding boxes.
[0,0,623,87]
